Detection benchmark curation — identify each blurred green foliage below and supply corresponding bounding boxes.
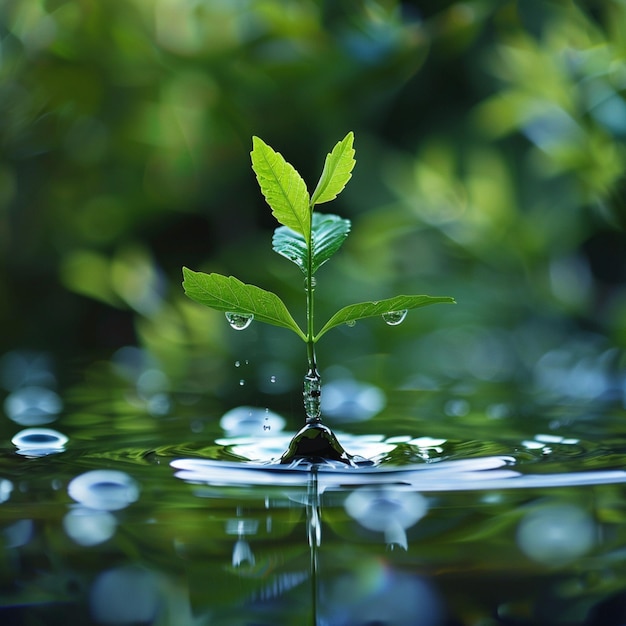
[2,0,626,403]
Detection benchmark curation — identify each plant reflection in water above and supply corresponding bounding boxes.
[171,444,626,626]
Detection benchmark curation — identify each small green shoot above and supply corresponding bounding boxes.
[183,132,455,427]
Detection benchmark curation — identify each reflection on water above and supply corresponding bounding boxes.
[516,502,596,566]
[89,566,162,625]
[4,385,63,425]
[321,562,444,626]
[64,507,118,547]
[68,470,140,511]
[1,351,626,624]
[12,427,68,456]
[344,486,428,550]
[220,405,286,436]
[320,376,386,423]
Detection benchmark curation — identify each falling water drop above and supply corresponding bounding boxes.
[269,375,276,384]
[239,379,245,387]
[234,360,241,368]
[225,312,254,330]
[382,309,408,326]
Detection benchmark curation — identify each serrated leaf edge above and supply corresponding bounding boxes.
[311,131,356,207]
[251,136,311,243]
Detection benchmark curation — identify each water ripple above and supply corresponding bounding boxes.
[171,438,626,492]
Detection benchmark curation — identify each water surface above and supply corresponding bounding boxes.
[1,358,626,625]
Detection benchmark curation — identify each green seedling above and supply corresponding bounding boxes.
[183,132,455,464]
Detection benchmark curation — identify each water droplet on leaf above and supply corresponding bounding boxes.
[225,312,253,330]
[382,310,407,326]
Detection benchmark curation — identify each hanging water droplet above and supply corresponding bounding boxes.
[304,276,317,291]
[239,379,245,386]
[382,309,407,326]
[345,320,356,328]
[303,369,322,421]
[225,312,254,330]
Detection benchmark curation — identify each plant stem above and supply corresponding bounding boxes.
[306,278,316,370]
[303,215,322,423]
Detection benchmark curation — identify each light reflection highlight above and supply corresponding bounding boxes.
[344,486,428,550]
[68,470,140,511]
[4,386,62,425]
[3,519,33,548]
[517,502,596,566]
[0,479,12,504]
[321,378,386,422]
[89,566,160,625]
[219,406,286,437]
[63,506,118,546]
[12,427,68,456]
[321,559,444,626]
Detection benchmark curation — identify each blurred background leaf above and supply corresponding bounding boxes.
[2,0,626,417]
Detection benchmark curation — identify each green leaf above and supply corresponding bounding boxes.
[182,267,306,341]
[272,213,351,274]
[315,294,456,341]
[310,131,356,206]
[250,136,311,242]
